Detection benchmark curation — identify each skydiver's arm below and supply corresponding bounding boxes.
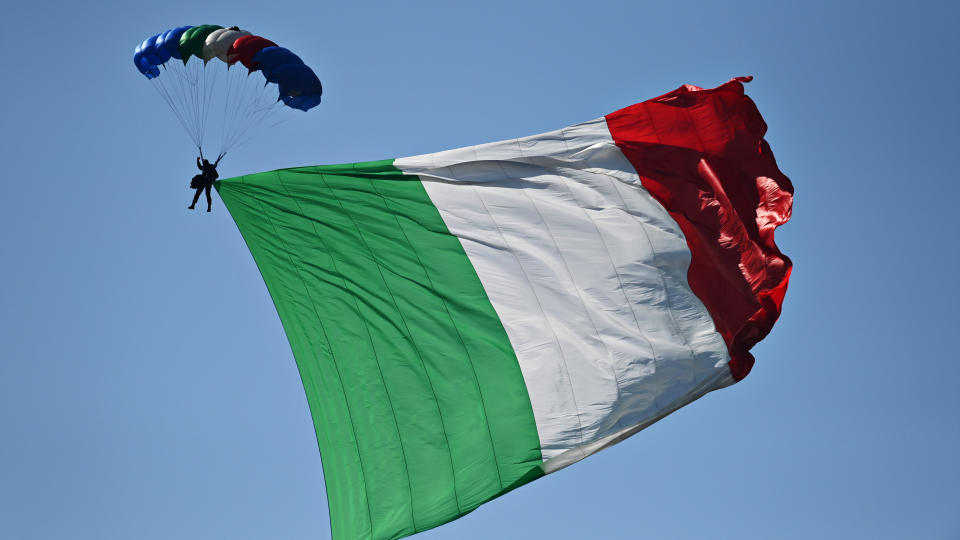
[197,157,203,170]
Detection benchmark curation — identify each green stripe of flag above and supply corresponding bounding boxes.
[217,160,543,540]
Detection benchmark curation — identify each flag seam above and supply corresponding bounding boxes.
[367,174,508,492]
[314,171,466,517]
[495,157,627,430]
[249,179,380,536]
[463,179,589,450]
[605,175,704,388]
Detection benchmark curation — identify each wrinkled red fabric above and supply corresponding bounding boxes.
[605,77,793,381]
[228,35,278,71]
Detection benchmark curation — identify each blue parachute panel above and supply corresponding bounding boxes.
[273,64,323,111]
[133,33,163,79]
[253,47,304,83]
[158,26,192,61]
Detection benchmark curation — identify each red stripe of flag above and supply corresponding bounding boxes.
[605,77,793,381]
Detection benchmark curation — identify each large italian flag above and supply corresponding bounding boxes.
[216,77,793,540]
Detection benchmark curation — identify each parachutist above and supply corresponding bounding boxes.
[189,155,222,212]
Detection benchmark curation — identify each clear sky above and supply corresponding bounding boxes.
[1,1,958,539]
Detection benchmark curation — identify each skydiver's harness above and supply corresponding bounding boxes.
[191,150,224,189]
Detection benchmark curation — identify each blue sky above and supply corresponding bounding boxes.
[1,1,958,538]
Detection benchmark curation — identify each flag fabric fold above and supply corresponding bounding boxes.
[216,77,792,540]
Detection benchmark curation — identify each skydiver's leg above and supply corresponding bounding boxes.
[205,184,212,212]
[189,187,203,209]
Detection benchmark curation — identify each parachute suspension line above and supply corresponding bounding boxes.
[169,60,196,148]
[231,68,259,147]
[188,59,205,149]
[158,66,189,139]
[222,67,243,156]
[218,64,237,159]
[190,61,203,149]
[200,60,220,152]
[211,63,288,157]
[166,57,219,157]
[150,77,195,147]
[229,101,284,151]
[228,68,261,151]
[177,61,194,144]
[152,65,205,149]
[218,63,252,158]
[155,59,210,152]
[226,69,267,152]
[173,62,201,144]
[242,94,283,148]
[227,104,291,154]
[221,76,280,154]
[194,60,207,151]
[164,62,193,140]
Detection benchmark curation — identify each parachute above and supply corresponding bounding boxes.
[133,25,322,159]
